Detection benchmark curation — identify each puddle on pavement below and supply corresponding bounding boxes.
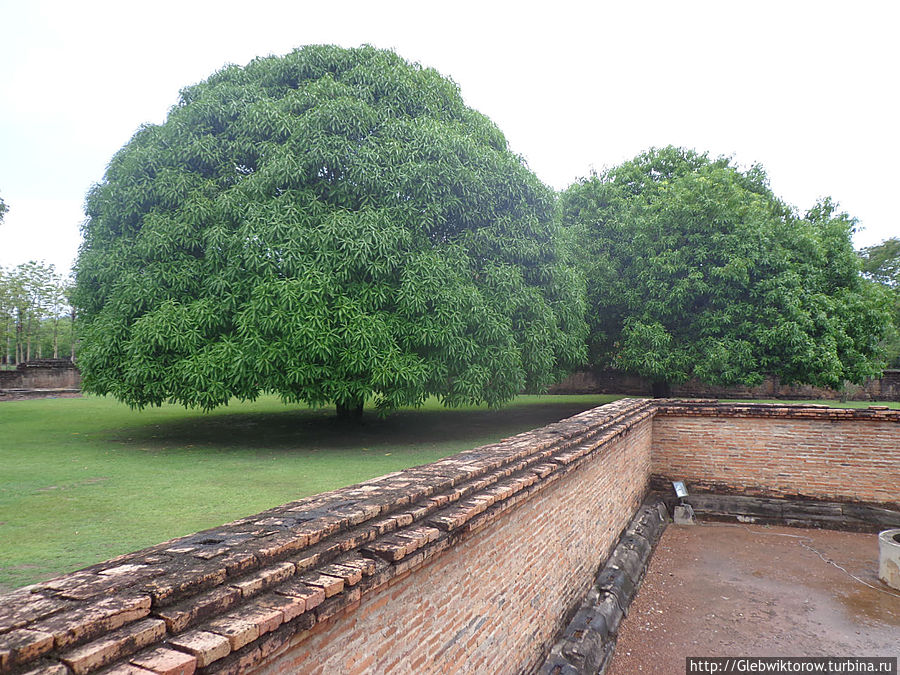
[836,584,900,626]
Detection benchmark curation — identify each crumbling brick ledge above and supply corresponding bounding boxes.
[539,499,668,675]
[1,399,897,675]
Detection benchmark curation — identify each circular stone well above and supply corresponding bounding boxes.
[878,529,900,590]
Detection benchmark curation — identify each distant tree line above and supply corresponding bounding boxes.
[860,237,900,367]
[0,261,75,366]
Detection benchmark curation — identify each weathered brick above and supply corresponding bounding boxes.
[140,562,228,606]
[396,526,441,550]
[31,594,152,650]
[240,601,284,636]
[251,594,306,624]
[317,564,362,587]
[59,618,166,675]
[228,562,295,599]
[254,534,309,564]
[314,587,361,623]
[219,551,258,577]
[159,587,240,634]
[98,664,154,674]
[19,662,71,675]
[130,646,197,675]
[361,536,409,562]
[288,549,321,574]
[297,573,344,598]
[166,630,230,668]
[204,615,259,651]
[0,591,71,633]
[338,555,377,577]
[273,581,325,612]
[0,627,54,668]
[201,645,261,675]
[367,517,399,535]
[1,399,892,675]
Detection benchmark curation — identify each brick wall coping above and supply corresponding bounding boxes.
[656,399,900,422]
[0,398,656,675]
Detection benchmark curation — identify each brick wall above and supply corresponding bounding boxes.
[0,399,656,675]
[550,369,900,401]
[0,360,80,391]
[1,399,897,675]
[256,410,652,675]
[652,402,900,510]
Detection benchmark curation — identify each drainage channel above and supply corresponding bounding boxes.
[539,495,900,675]
[538,499,668,674]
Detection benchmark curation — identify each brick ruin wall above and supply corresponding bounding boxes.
[0,360,81,392]
[0,400,897,675]
[550,369,900,402]
[653,402,900,510]
[257,405,652,675]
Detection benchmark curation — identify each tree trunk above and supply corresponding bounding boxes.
[336,398,364,422]
[25,311,33,361]
[15,313,23,364]
[70,309,76,361]
[53,316,59,358]
[651,380,672,398]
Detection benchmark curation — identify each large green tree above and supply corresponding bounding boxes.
[560,146,890,394]
[73,46,586,418]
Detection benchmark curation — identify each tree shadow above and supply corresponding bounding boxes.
[104,399,615,455]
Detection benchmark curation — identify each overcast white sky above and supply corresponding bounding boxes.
[1,0,897,275]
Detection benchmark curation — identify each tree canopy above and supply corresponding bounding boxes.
[73,45,586,417]
[560,146,891,393]
[0,195,7,224]
[860,237,900,288]
[860,237,900,366]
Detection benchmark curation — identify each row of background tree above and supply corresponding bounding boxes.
[8,47,900,417]
[0,261,75,366]
[69,46,900,418]
[3,235,893,373]
[860,237,900,367]
[560,148,900,395]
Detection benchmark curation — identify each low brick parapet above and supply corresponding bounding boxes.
[656,399,900,421]
[653,400,900,511]
[0,399,655,674]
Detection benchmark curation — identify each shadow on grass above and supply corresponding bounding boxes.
[105,399,620,455]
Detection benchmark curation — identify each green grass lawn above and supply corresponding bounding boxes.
[0,393,621,591]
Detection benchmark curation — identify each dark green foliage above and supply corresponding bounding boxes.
[74,46,586,413]
[860,237,900,288]
[0,195,7,224]
[561,146,891,390]
[860,237,900,366]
